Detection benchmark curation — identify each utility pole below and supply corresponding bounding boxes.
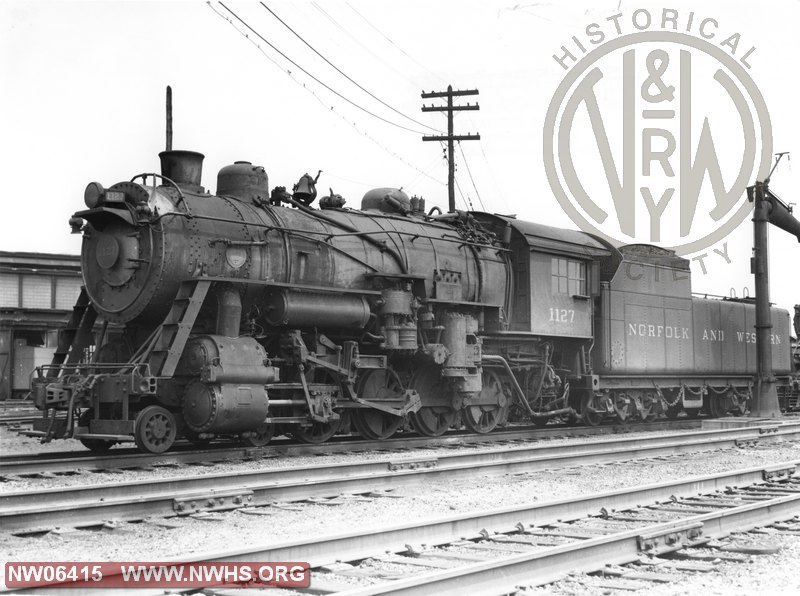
[421,86,480,213]
[747,152,800,417]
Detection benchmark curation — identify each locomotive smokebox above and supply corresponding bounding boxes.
[216,161,269,203]
[159,150,205,192]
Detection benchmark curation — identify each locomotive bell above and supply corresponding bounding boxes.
[216,161,269,203]
[292,170,321,206]
[159,150,205,192]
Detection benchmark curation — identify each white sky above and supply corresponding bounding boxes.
[2,0,800,312]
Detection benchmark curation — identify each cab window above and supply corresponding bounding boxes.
[551,257,586,295]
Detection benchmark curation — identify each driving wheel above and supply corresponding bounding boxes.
[463,370,507,434]
[409,365,456,437]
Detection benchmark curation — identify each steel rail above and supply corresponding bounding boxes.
[0,419,705,476]
[8,461,799,595]
[332,481,800,595]
[3,423,799,532]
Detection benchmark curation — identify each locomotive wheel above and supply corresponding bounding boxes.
[580,392,603,426]
[241,422,275,447]
[636,391,658,422]
[531,416,549,428]
[707,392,728,418]
[409,365,456,437]
[612,393,631,424]
[352,369,405,440]
[293,416,344,444]
[77,409,116,453]
[412,407,457,437]
[684,408,701,419]
[463,370,506,434]
[664,405,681,420]
[134,406,177,454]
[292,367,346,444]
[463,406,504,433]
[352,410,403,440]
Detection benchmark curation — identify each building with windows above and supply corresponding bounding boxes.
[0,252,83,399]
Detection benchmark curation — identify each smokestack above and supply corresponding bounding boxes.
[159,150,205,193]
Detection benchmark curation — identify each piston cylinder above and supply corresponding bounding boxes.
[182,381,268,433]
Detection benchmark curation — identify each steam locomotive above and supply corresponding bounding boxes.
[30,149,795,453]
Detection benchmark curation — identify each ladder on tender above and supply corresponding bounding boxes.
[146,279,211,377]
[46,287,98,379]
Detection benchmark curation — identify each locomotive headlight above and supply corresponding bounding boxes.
[84,181,105,208]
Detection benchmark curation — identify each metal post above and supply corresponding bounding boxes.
[750,180,781,417]
[447,86,455,213]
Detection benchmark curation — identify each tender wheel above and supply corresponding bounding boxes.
[684,408,701,419]
[77,409,116,453]
[463,370,507,434]
[352,369,405,440]
[637,391,658,422]
[580,392,603,426]
[134,405,177,453]
[409,365,456,437]
[612,392,631,424]
[707,391,728,418]
[665,405,681,420]
[293,416,344,444]
[241,422,275,447]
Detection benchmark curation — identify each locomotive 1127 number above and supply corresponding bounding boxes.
[549,308,575,323]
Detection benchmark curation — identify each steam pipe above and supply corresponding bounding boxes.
[216,286,242,338]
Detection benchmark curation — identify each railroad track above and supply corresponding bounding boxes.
[0,419,703,477]
[0,414,38,426]
[10,462,800,595]
[3,421,799,533]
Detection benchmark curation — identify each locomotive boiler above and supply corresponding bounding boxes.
[31,148,796,454]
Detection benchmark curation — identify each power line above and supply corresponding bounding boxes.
[454,177,470,211]
[260,2,438,133]
[457,142,486,211]
[207,2,445,187]
[217,2,427,135]
[345,2,448,86]
[311,2,431,92]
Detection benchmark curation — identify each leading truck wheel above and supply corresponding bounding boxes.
[77,409,116,453]
[134,406,177,453]
[241,422,275,447]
